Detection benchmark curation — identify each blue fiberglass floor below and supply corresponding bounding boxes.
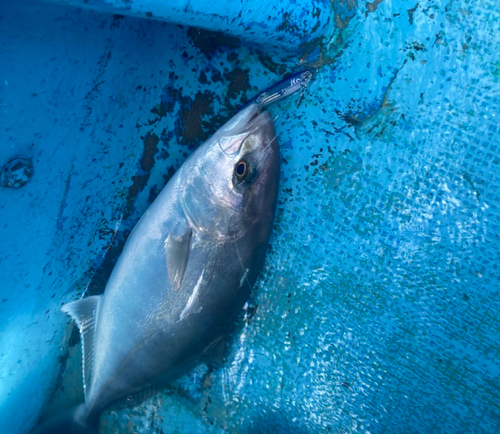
[1,0,500,433]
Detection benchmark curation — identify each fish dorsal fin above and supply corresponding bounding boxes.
[61,295,101,401]
[165,228,192,290]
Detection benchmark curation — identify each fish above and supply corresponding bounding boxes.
[33,102,280,434]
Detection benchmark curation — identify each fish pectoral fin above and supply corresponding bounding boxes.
[61,295,101,400]
[165,228,192,290]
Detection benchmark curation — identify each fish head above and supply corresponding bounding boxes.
[179,104,280,241]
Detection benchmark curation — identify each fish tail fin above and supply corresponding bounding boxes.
[31,404,97,434]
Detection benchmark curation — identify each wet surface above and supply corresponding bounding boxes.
[1,0,500,433]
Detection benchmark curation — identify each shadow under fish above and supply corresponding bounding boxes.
[33,71,311,433]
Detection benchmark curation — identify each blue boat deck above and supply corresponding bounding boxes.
[1,0,499,432]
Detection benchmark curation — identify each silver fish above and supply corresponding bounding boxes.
[34,103,279,433]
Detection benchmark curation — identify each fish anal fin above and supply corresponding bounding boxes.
[165,228,192,290]
[61,295,101,401]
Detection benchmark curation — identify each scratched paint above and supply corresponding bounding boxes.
[43,0,335,50]
[1,0,500,433]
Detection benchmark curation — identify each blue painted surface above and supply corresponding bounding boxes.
[1,0,500,433]
[45,0,334,50]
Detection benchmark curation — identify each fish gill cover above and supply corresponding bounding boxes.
[0,0,499,433]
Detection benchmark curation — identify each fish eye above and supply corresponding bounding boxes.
[235,160,248,180]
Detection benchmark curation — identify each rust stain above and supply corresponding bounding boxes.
[366,0,383,13]
[140,131,159,172]
[123,131,160,219]
[331,0,358,30]
[276,12,300,34]
[150,102,167,122]
[335,13,350,30]
[256,52,288,76]
[177,91,214,148]
[224,67,250,101]
[186,27,240,59]
[408,3,420,25]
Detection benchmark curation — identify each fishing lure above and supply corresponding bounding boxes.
[255,69,315,110]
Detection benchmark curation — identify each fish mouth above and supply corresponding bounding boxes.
[214,104,274,156]
[222,103,273,135]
